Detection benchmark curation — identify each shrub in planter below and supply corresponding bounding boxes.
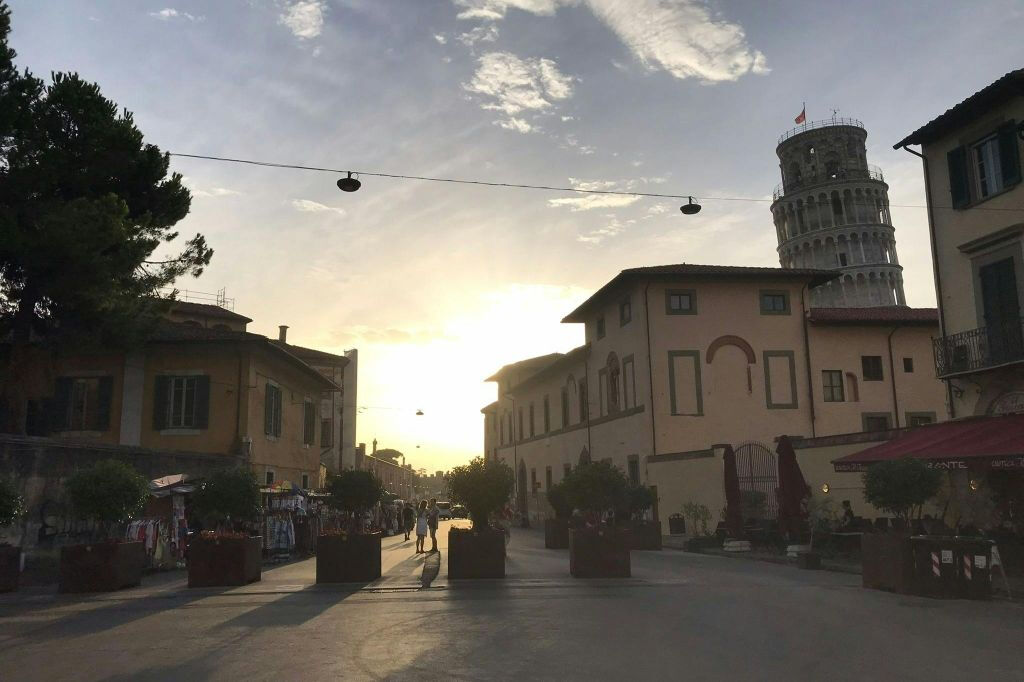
[317,470,385,583]
[188,468,262,588]
[544,481,572,549]
[563,461,631,578]
[446,457,513,578]
[0,477,26,592]
[60,459,148,593]
[621,484,661,551]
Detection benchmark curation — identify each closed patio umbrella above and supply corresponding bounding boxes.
[776,435,810,540]
[723,445,744,539]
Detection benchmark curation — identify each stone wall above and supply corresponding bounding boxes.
[0,434,243,550]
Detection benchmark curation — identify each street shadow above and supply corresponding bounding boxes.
[216,583,363,630]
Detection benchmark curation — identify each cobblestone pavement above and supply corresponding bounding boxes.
[1,522,1022,681]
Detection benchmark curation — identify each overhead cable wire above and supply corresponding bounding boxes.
[169,152,1024,213]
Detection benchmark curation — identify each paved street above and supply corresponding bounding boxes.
[1,522,1022,681]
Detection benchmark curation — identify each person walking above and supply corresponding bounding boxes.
[427,498,439,553]
[415,500,428,553]
[402,502,415,541]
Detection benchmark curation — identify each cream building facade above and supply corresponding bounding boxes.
[483,265,948,527]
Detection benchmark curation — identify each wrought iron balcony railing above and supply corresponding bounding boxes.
[933,319,1024,377]
[773,165,885,201]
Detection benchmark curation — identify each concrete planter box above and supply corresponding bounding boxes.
[625,521,662,551]
[188,536,262,588]
[544,518,571,549]
[59,541,144,593]
[861,533,914,594]
[448,526,505,579]
[316,533,382,583]
[570,528,631,578]
[0,545,21,593]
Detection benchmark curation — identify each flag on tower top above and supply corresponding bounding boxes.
[794,105,806,125]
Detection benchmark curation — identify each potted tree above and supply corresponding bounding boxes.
[621,484,662,551]
[446,457,514,579]
[860,458,941,593]
[317,470,385,583]
[564,461,631,578]
[0,477,25,592]
[799,495,839,570]
[544,480,573,549]
[60,459,148,593]
[188,467,262,588]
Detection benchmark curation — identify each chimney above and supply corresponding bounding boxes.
[278,325,289,343]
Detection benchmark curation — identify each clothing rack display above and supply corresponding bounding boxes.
[126,518,176,570]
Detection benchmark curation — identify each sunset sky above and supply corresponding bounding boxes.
[8,0,1023,471]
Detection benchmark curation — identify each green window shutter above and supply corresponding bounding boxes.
[195,376,211,429]
[264,383,273,435]
[95,376,114,431]
[52,377,73,431]
[153,376,169,430]
[997,120,1021,187]
[947,145,970,209]
[274,388,283,437]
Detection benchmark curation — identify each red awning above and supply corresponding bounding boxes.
[832,413,1024,472]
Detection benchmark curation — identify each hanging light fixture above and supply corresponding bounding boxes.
[337,171,361,192]
[679,196,701,215]
[415,409,424,416]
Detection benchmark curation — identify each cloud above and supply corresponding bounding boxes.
[434,34,448,44]
[577,216,636,244]
[290,199,346,216]
[150,8,201,21]
[458,24,500,46]
[562,134,595,155]
[335,326,453,345]
[463,52,574,133]
[449,0,767,83]
[280,1,326,39]
[549,194,639,211]
[182,177,241,198]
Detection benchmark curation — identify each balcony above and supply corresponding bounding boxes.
[933,319,1024,378]
[773,165,884,201]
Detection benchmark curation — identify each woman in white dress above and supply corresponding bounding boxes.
[415,500,428,553]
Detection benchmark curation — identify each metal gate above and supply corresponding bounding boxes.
[734,441,779,520]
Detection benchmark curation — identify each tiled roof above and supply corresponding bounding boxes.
[485,353,565,383]
[269,340,348,366]
[562,263,838,322]
[480,401,498,414]
[168,300,252,323]
[807,306,939,325]
[894,69,1024,148]
[507,345,589,394]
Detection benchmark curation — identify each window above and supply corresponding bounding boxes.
[530,468,537,491]
[500,416,506,444]
[528,402,535,437]
[301,473,310,490]
[627,455,640,486]
[838,252,848,266]
[973,134,1005,199]
[907,412,936,427]
[822,370,844,402]
[297,399,312,445]
[620,298,632,326]
[153,375,209,431]
[760,290,790,315]
[545,466,552,490]
[596,316,606,340]
[579,378,589,421]
[265,470,275,486]
[56,376,114,432]
[903,357,914,373]
[622,357,636,409]
[264,383,282,437]
[543,395,550,433]
[560,387,569,427]
[321,418,333,447]
[666,289,696,315]
[598,368,608,416]
[563,463,571,477]
[518,408,524,441]
[862,356,884,381]
[863,413,892,432]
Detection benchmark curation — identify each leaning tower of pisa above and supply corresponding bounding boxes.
[771,118,906,307]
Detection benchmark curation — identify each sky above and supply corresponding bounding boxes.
[8,0,1024,471]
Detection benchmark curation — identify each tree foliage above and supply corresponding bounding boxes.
[0,475,24,528]
[64,459,148,532]
[562,461,628,514]
[326,469,385,516]
[192,467,261,528]
[445,457,514,529]
[625,484,655,520]
[862,459,942,523]
[0,1,212,348]
[546,480,572,519]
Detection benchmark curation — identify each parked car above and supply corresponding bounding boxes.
[436,501,453,520]
[451,505,468,519]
